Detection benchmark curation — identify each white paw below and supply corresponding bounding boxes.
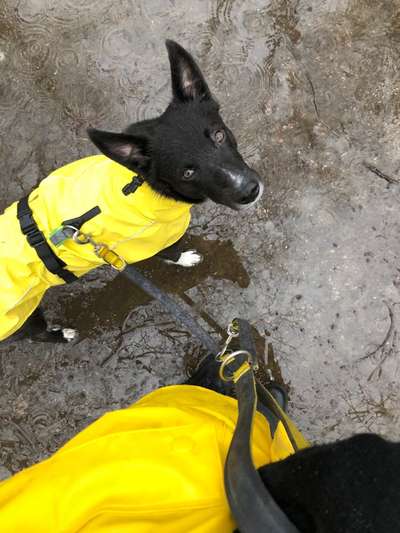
[175,250,203,268]
[62,328,78,342]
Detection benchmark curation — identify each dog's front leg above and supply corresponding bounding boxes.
[6,307,78,344]
[156,237,203,268]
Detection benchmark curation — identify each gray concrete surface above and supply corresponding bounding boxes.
[1,0,400,475]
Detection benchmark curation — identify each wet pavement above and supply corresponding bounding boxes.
[1,0,400,475]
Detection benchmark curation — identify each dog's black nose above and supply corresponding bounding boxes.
[238,181,260,204]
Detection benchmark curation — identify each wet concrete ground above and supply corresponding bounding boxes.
[1,0,400,476]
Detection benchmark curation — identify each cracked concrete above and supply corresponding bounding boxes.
[1,0,400,476]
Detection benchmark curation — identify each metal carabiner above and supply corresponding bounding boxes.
[216,319,240,362]
[219,350,253,382]
[72,228,93,245]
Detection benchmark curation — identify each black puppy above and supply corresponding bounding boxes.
[188,357,399,533]
[1,41,262,344]
[258,433,399,532]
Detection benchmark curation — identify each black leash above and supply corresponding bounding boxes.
[120,265,303,533]
[225,368,300,533]
[122,265,220,354]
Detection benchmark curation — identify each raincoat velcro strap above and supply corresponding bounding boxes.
[122,175,144,196]
[62,206,101,230]
[17,196,78,284]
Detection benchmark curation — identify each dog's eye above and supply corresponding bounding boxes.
[183,168,195,180]
[214,130,225,144]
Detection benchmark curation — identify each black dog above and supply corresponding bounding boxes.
[1,40,262,344]
[258,433,399,532]
[188,356,399,533]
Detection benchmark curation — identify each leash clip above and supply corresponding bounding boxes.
[72,228,127,271]
[216,319,240,362]
[219,350,254,383]
[217,320,259,382]
[94,245,127,271]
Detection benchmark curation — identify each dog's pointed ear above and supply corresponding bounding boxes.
[166,40,211,102]
[87,128,151,173]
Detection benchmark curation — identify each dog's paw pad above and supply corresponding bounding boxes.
[62,328,78,342]
[176,250,203,268]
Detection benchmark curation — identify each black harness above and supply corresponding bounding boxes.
[17,196,78,284]
[16,175,144,284]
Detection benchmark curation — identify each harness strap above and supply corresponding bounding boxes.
[17,196,78,284]
[223,319,301,533]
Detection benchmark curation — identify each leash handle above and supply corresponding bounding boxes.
[222,319,301,533]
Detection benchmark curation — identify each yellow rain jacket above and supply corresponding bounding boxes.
[0,155,192,340]
[0,385,307,532]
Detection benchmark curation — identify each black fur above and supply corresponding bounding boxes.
[88,40,263,210]
[187,362,399,533]
[258,433,400,532]
[4,308,71,344]
[155,236,186,262]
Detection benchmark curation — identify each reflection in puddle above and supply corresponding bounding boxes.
[63,236,250,337]
[253,325,288,392]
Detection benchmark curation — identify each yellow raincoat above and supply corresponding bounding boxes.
[0,385,307,532]
[0,155,192,340]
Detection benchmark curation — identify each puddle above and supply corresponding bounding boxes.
[62,235,250,337]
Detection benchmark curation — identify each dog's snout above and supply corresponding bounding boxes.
[216,167,263,210]
[238,180,261,205]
